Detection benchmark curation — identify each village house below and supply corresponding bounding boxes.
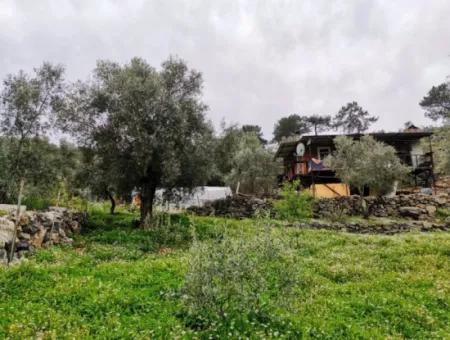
[275,128,434,198]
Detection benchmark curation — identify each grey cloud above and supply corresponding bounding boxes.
[0,0,449,139]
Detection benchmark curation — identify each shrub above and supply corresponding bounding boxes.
[22,196,52,210]
[273,180,313,221]
[144,212,193,250]
[181,226,299,337]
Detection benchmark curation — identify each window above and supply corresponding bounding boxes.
[317,147,331,160]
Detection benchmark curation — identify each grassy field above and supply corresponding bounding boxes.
[1,208,449,339]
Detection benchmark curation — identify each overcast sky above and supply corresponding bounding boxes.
[1,0,449,139]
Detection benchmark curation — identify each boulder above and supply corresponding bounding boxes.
[0,217,15,246]
[29,225,47,248]
[425,205,437,215]
[399,207,423,219]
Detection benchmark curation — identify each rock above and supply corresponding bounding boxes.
[425,205,437,215]
[15,241,29,251]
[435,196,448,205]
[0,217,15,246]
[20,232,31,240]
[0,209,85,261]
[421,221,433,230]
[399,207,423,219]
[29,225,46,248]
[188,194,272,218]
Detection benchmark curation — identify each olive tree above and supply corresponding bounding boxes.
[0,63,65,201]
[60,57,213,225]
[325,136,409,216]
[225,133,279,194]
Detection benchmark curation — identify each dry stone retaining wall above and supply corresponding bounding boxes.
[0,208,86,264]
[313,194,450,220]
[187,195,272,219]
[291,219,450,235]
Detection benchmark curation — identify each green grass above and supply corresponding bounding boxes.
[1,209,449,338]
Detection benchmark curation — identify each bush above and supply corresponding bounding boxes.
[22,196,52,210]
[273,180,313,221]
[181,226,299,337]
[144,212,193,250]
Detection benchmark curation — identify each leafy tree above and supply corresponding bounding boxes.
[225,134,279,194]
[211,124,244,185]
[305,114,332,135]
[333,102,378,134]
[242,124,267,144]
[427,126,450,175]
[325,136,409,216]
[272,114,310,142]
[419,78,450,175]
[420,82,450,123]
[60,57,213,225]
[0,63,65,201]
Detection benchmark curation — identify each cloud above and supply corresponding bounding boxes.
[1,0,449,138]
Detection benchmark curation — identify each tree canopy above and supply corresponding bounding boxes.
[325,136,409,196]
[420,82,450,123]
[60,57,214,225]
[225,133,279,194]
[242,125,267,144]
[333,102,378,134]
[304,115,332,135]
[0,63,66,202]
[272,114,310,142]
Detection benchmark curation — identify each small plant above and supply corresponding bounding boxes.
[273,180,313,221]
[144,212,193,251]
[181,227,299,336]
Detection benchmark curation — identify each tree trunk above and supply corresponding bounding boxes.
[140,180,157,228]
[359,186,369,219]
[107,190,116,215]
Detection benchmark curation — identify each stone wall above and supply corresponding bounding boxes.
[0,208,86,264]
[290,219,450,235]
[187,195,272,218]
[313,194,450,220]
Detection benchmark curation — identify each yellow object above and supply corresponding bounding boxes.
[310,183,350,198]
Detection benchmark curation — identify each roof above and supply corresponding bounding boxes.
[274,131,433,159]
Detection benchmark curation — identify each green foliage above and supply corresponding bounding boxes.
[181,226,299,336]
[225,133,280,194]
[429,126,450,175]
[325,135,410,196]
[0,63,65,202]
[272,114,311,142]
[420,82,450,123]
[60,57,214,223]
[436,208,450,221]
[305,114,332,135]
[333,101,378,133]
[22,196,52,211]
[0,136,83,207]
[273,180,313,220]
[1,211,450,338]
[241,124,267,144]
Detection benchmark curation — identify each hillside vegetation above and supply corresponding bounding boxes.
[1,207,449,339]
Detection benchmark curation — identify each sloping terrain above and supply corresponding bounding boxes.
[1,210,449,339]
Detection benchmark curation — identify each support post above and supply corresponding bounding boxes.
[428,136,436,195]
[8,178,24,265]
